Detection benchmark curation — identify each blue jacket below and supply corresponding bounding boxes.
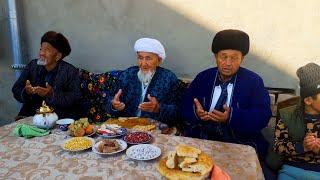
[12,59,82,119]
[182,67,272,158]
[105,66,182,126]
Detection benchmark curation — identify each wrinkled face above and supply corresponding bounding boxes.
[137,52,161,73]
[304,93,320,114]
[38,42,62,67]
[215,49,244,80]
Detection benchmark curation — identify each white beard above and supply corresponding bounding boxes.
[37,58,48,66]
[137,69,155,87]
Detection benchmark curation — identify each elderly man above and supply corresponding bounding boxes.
[105,38,181,125]
[182,29,272,159]
[12,31,81,120]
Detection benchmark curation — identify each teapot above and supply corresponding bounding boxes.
[33,101,58,129]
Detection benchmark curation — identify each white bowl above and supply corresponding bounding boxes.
[56,118,75,125]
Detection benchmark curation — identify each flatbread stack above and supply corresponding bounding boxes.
[157,145,214,180]
[105,117,156,131]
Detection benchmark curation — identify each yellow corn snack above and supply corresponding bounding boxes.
[64,137,93,151]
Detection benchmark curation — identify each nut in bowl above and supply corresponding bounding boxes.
[56,118,75,131]
[69,118,95,137]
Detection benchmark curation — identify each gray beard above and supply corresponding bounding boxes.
[37,58,48,66]
[137,69,154,87]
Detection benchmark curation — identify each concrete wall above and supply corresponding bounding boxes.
[0,0,19,125]
[1,0,320,124]
[20,0,320,89]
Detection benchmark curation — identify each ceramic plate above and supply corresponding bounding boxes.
[123,132,152,144]
[61,137,95,152]
[97,128,127,138]
[92,139,127,155]
[126,144,161,160]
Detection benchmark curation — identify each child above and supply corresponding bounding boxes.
[274,63,320,179]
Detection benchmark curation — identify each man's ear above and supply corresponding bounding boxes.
[304,97,313,106]
[157,57,163,66]
[214,53,218,60]
[55,52,62,62]
[240,55,244,63]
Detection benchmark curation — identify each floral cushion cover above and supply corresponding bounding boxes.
[79,69,122,123]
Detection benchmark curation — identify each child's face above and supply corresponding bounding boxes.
[308,93,320,114]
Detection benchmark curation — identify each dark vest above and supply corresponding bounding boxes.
[279,105,306,142]
[266,105,306,170]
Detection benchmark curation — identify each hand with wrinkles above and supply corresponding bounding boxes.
[25,80,35,95]
[139,94,160,113]
[34,82,53,97]
[112,89,125,111]
[208,105,230,123]
[194,98,209,121]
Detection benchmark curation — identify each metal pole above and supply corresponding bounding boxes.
[7,0,23,79]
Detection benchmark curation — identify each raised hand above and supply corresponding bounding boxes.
[139,94,160,113]
[112,89,125,111]
[208,105,230,123]
[25,80,35,94]
[34,82,53,97]
[194,98,209,121]
[304,133,317,152]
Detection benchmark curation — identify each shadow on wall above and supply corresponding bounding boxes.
[20,0,297,89]
[0,0,297,126]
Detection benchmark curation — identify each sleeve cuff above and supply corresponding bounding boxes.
[21,87,31,102]
[110,102,119,112]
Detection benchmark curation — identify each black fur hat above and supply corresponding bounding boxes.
[41,31,71,58]
[212,29,249,56]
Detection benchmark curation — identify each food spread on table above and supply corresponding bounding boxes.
[157,144,214,180]
[8,116,260,179]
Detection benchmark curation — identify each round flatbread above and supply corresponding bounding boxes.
[157,152,214,180]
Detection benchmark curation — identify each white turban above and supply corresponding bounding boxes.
[134,38,166,60]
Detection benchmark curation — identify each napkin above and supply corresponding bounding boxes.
[13,124,50,138]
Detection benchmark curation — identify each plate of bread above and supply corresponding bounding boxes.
[157,144,214,180]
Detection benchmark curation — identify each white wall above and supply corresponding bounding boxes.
[2,0,320,123]
[20,0,320,90]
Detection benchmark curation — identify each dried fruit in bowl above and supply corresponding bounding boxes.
[69,118,94,136]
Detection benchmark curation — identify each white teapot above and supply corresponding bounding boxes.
[33,101,58,129]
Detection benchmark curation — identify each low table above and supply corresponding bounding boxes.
[0,117,263,179]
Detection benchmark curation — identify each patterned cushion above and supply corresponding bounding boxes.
[79,69,122,123]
